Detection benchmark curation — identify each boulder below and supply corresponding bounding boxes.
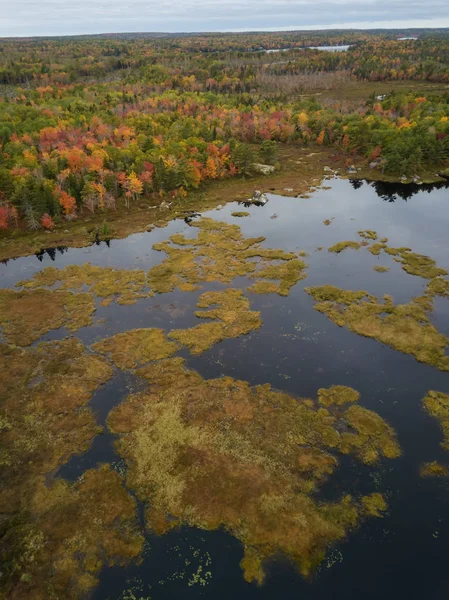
[253,163,275,175]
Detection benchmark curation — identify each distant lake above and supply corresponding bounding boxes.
[308,45,351,52]
[265,45,351,53]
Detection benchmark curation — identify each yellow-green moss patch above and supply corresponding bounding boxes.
[373,265,389,273]
[148,218,307,296]
[0,339,140,599]
[339,405,401,464]
[107,357,398,583]
[231,211,250,217]
[0,288,95,345]
[318,385,360,407]
[306,285,449,372]
[423,390,449,450]
[92,328,179,369]
[420,461,449,478]
[168,289,262,354]
[18,263,150,305]
[328,241,362,253]
[0,338,112,495]
[3,466,143,600]
[361,492,388,516]
[358,230,377,241]
[426,277,449,298]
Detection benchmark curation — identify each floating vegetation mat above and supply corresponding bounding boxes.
[93,328,179,369]
[328,232,449,295]
[0,339,143,599]
[420,391,449,478]
[18,263,150,305]
[168,288,262,354]
[0,288,95,345]
[108,357,399,584]
[306,285,449,372]
[148,218,307,296]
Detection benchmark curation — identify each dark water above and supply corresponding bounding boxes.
[2,178,449,600]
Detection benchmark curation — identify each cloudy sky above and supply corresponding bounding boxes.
[1,0,448,37]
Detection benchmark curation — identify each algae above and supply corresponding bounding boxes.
[306,285,449,372]
[92,328,179,369]
[107,357,398,583]
[168,289,262,354]
[0,288,95,345]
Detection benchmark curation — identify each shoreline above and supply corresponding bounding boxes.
[0,145,445,263]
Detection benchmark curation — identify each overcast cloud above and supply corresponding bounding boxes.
[1,0,448,37]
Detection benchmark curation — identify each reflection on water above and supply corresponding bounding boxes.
[2,178,449,600]
[351,178,449,202]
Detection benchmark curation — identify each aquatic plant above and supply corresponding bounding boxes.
[108,357,399,584]
[306,285,449,372]
[318,385,360,406]
[423,390,449,450]
[420,461,449,478]
[339,405,401,464]
[149,218,307,296]
[0,338,112,496]
[18,263,150,305]
[231,211,250,217]
[328,241,362,253]
[93,328,179,369]
[0,340,142,598]
[168,289,262,354]
[358,230,378,240]
[248,258,307,296]
[0,288,95,345]
[2,466,143,599]
[373,265,389,273]
[426,277,449,298]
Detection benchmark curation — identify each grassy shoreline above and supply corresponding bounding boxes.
[0,145,445,262]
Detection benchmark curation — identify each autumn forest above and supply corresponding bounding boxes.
[1,30,449,234]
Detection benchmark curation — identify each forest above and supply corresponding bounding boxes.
[0,30,449,231]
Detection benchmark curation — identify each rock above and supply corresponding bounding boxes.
[347,165,357,174]
[323,166,334,173]
[146,224,154,232]
[284,188,294,192]
[64,229,70,233]
[160,201,172,210]
[243,190,269,206]
[401,174,408,182]
[216,204,223,210]
[253,163,275,175]
[369,161,380,169]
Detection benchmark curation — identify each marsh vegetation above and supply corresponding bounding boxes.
[1,164,449,599]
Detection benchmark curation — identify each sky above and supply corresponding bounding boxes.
[1,0,449,37]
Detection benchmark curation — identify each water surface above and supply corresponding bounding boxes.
[2,177,449,600]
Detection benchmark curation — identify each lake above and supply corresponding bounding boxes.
[2,177,449,600]
[265,45,351,53]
